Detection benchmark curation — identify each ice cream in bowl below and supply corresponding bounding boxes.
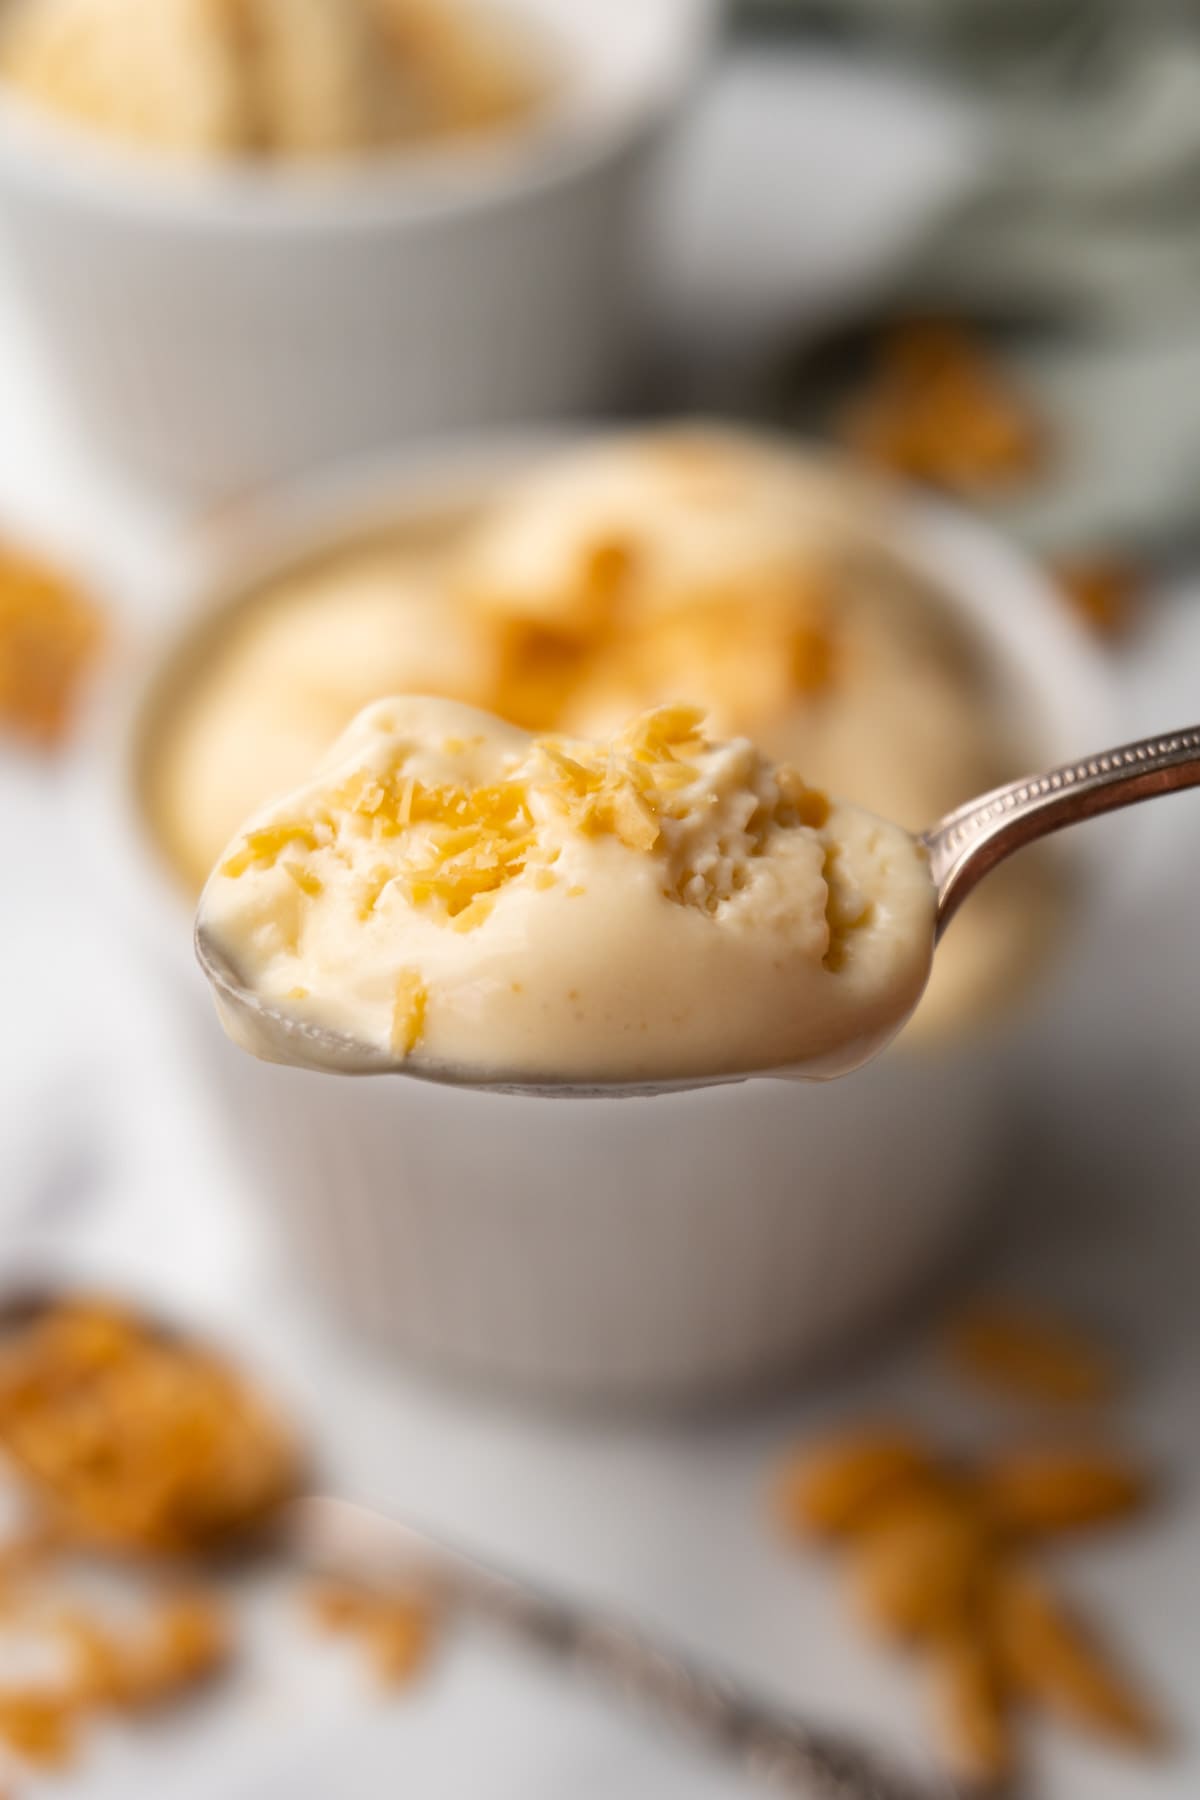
[112,427,1131,1397]
[154,428,1067,1046]
[0,1,711,489]
[193,688,1199,1097]
[0,0,545,165]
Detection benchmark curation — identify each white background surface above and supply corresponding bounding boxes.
[2,40,1200,1800]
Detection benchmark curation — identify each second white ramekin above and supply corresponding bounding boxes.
[99,435,1116,1405]
[0,0,711,495]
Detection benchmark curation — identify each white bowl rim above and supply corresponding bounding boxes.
[90,420,1122,1017]
[0,0,715,233]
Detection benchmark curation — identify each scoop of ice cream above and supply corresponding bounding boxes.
[197,697,937,1085]
[456,429,852,733]
[0,0,538,161]
[457,431,1006,816]
[0,0,248,157]
[459,430,866,626]
[151,558,493,894]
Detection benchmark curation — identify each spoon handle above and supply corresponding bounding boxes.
[287,1497,947,1799]
[922,724,1200,935]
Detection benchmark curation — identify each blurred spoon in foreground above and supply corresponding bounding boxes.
[196,716,1200,1098]
[0,1293,943,1800]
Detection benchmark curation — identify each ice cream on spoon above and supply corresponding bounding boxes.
[195,696,938,1091]
[194,699,1200,1097]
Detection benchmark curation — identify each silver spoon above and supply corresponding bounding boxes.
[0,1291,949,1800]
[286,1494,952,1800]
[196,724,1200,1097]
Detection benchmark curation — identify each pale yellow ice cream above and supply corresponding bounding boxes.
[198,698,937,1085]
[0,0,540,162]
[454,433,1014,838]
[145,431,1057,1044]
[151,551,493,897]
[150,435,1006,888]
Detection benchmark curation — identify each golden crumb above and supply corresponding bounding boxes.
[283,861,324,898]
[993,1568,1165,1750]
[1051,557,1142,641]
[850,1487,991,1643]
[930,1630,1013,1786]
[305,1579,436,1689]
[142,1592,232,1696]
[307,1578,374,1633]
[391,968,427,1056]
[0,541,106,749]
[363,1597,434,1688]
[581,534,639,604]
[944,1302,1117,1406]
[0,1590,233,1777]
[774,1425,934,1539]
[61,1590,230,1712]
[978,1445,1150,1537]
[61,1612,136,1710]
[0,1298,298,1554]
[837,321,1045,496]
[220,822,321,878]
[0,1687,77,1767]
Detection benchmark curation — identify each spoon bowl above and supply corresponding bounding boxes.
[195,925,766,1098]
[197,723,1200,1098]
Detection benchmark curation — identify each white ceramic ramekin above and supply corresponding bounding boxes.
[0,1,711,495]
[99,434,1116,1405]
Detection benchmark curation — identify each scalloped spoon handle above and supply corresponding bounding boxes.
[922,725,1200,936]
